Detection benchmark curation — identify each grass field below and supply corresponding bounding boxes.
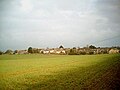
[0,54,120,90]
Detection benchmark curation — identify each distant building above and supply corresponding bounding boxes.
[43,50,50,54]
[41,47,66,54]
[109,48,119,54]
[14,50,28,54]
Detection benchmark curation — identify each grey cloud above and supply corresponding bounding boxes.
[95,0,120,23]
[0,0,120,51]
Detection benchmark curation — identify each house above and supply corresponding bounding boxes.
[43,50,50,54]
[14,50,28,54]
[41,47,66,54]
[49,49,55,54]
[96,48,109,54]
[32,48,41,53]
[56,50,61,54]
[54,48,66,54]
[109,48,119,54]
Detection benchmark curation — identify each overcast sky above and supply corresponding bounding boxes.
[0,0,120,51]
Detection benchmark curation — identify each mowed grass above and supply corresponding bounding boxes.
[0,54,120,90]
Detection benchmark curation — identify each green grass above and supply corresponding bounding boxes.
[0,54,120,90]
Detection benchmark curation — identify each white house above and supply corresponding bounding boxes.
[109,48,119,54]
[43,50,49,54]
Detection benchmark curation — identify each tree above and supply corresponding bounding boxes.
[68,48,78,55]
[5,49,13,54]
[68,49,74,55]
[73,47,76,49]
[59,45,64,48]
[32,48,40,53]
[28,47,33,53]
[89,45,96,49]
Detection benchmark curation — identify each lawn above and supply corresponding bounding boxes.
[0,54,120,90]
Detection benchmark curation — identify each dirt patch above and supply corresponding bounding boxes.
[82,60,120,90]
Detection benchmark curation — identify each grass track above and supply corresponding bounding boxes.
[0,54,120,90]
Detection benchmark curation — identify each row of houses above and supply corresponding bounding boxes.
[77,48,119,54]
[12,47,66,55]
[14,50,28,54]
[40,48,65,54]
[3,46,120,55]
[16,48,119,55]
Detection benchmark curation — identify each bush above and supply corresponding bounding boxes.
[89,51,94,55]
[0,51,3,55]
[68,49,78,55]
[79,51,86,55]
